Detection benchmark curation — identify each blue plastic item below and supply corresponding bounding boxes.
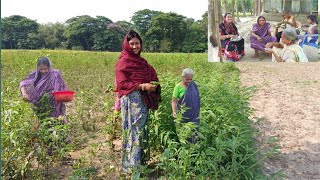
[300,34,318,48]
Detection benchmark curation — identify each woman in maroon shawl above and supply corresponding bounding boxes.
[219,13,245,62]
[115,30,161,173]
[250,16,277,58]
[20,57,67,123]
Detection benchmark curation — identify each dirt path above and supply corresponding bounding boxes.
[237,62,320,179]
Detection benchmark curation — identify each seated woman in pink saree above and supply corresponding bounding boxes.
[250,16,277,58]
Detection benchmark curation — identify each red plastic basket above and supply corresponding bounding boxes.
[53,91,75,102]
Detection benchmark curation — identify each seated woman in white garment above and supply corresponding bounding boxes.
[264,27,308,62]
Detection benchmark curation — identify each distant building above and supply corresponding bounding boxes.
[264,0,318,13]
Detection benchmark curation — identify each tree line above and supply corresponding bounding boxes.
[1,9,207,53]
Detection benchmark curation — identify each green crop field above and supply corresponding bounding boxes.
[1,50,277,179]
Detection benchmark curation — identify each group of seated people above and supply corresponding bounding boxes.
[217,11,318,62]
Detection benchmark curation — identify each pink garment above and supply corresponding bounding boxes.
[114,79,121,111]
[114,96,121,111]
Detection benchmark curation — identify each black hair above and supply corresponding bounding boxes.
[224,13,232,18]
[127,30,142,44]
[307,15,318,24]
[282,10,291,15]
[257,16,266,24]
[37,56,50,67]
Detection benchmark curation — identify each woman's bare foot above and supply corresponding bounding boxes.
[266,52,272,58]
[252,50,260,58]
[252,54,260,58]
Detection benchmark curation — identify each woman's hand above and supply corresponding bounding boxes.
[172,111,177,118]
[21,86,30,101]
[142,83,157,92]
[264,48,273,54]
[22,93,30,101]
[229,35,237,38]
[172,98,178,118]
[257,36,263,42]
[265,42,273,48]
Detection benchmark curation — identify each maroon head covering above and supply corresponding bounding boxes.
[115,30,161,110]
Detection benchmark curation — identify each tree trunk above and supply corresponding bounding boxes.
[208,0,223,62]
[254,0,258,16]
[236,0,240,22]
[214,0,223,62]
[224,0,228,13]
[258,0,261,15]
[208,0,214,61]
[232,0,235,18]
[218,0,223,21]
[241,0,246,16]
[282,0,286,11]
[309,0,313,14]
[261,0,265,13]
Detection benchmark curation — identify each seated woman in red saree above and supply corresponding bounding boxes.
[218,13,245,62]
[250,16,277,58]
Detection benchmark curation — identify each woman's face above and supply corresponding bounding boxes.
[258,17,266,26]
[282,13,290,19]
[281,34,291,45]
[129,37,141,54]
[307,18,313,24]
[39,64,49,75]
[225,14,233,23]
[182,74,193,86]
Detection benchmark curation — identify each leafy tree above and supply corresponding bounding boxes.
[182,20,207,53]
[64,15,100,50]
[131,9,163,37]
[38,23,66,49]
[1,15,40,49]
[95,16,113,29]
[92,24,124,51]
[146,12,188,52]
[116,20,134,33]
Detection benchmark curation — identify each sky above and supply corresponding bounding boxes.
[1,0,208,24]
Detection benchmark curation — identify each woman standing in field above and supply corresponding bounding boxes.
[250,16,277,58]
[172,68,200,143]
[115,30,161,173]
[265,28,308,62]
[219,13,245,61]
[20,56,68,122]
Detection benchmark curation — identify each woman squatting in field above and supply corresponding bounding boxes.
[20,56,68,122]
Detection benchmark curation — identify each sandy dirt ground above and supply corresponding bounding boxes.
[237,62,320,179]
[221,16,319,62]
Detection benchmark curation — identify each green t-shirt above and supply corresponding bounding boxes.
[172,83,186,99]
